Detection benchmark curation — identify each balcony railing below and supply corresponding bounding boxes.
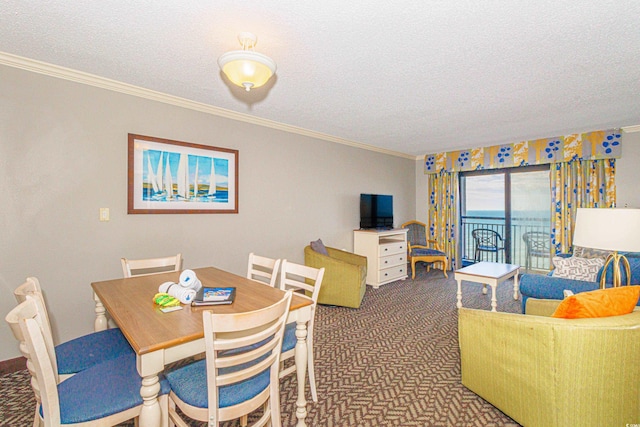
[460,215,552,271]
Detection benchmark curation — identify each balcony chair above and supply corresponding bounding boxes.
[165,291,293,427]
[120,253,183,277]
[6,296,169,427]
[401,220,448,278]
[471,228,505,262]
[459,298,640,427]
[304,243,367,308]
[247,252,281,287]
[279,260,325,403]
[522,231,551,271]
[13,277,133,381]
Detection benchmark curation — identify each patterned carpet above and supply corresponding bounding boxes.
[0,267,522,426]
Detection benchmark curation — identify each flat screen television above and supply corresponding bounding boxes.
[360,194,393,229]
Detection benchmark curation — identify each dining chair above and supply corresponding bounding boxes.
[278,260,325,403]
[165,290,293,427]
[121,253,183,277]
[472,228,505,262]
[5,296,170,427]
[247,252,281,287]
[402,220,448,278]
[13,277,134,380]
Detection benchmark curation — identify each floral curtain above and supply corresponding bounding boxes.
[427,171,459,269]
[424,129,621,174]
[550,158,616,254]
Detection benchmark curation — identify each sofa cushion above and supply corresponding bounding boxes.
[551,256,604,282]
[551,285,640,319]
[310,238,329,256]
[572,246,611,260]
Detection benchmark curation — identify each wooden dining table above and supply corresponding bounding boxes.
[92,266,314,427]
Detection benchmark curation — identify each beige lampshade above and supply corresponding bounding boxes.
[572,208,640,252]
[218,33,276,92]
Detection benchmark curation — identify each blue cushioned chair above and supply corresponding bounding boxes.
[165,291,293,427]
[5,297,170,426]
[402,220,448,279]
[13,277,134,379]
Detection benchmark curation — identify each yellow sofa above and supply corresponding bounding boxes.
[304,245,367,308]
[458,300,640,427]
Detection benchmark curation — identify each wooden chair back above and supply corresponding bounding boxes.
[278,260,325,402]
[13,278,59,381]
[6,297,60,424]
[247,252,281,287]
[203,290,292,425]
[121,253,183,277]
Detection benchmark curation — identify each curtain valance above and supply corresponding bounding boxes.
[424,129,621,174]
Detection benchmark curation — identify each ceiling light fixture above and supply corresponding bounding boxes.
[217,32,276,92]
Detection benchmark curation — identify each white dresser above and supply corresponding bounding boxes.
[353,228,408,288]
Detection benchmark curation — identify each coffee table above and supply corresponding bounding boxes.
[455,261,520,312]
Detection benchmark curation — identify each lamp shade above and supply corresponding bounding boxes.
[218,33,276,92]
[573,208,640,252]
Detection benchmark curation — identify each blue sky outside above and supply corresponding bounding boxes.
[464,170,550,216]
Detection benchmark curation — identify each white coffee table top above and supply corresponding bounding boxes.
[455,261,519,279]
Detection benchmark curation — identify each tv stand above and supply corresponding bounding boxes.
[354,228,408,288]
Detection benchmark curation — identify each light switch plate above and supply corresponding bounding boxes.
[99,208,110,221]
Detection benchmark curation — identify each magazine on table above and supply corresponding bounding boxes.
[191,286,236,306]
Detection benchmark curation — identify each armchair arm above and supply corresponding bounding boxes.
[304,246,367,308]
[325,247,367,268]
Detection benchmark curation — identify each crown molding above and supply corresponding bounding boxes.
[0,52,415,160]
[622,125,640,133]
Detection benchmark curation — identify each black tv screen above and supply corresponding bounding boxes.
[360,194,393,229]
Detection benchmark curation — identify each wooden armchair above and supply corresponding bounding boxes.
[401,220,448,279]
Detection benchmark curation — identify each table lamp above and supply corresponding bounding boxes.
[572,208,640,288]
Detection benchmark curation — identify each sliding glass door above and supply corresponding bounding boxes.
[460,165,551,270]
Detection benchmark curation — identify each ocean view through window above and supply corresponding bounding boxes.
[460,166,551,271]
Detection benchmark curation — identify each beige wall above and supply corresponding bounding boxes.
[0,65,416,361]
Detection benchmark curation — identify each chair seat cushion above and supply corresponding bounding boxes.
[477,245,500,251]
[412,248,445,257]
[47,353,170,424]
[281,322,297,352]
[165,359,270,409]
[55,327,135,374]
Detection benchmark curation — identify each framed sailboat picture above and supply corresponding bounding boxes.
[128,134,238,214]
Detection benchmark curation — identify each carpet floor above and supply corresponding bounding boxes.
[0,266,522,426]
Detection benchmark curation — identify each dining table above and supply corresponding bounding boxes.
[92,266,314,427]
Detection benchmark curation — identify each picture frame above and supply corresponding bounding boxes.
[128,134,238,214]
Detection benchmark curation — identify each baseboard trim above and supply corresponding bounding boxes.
[0,356,27,375]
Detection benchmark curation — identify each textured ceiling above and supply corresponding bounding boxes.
[2,0,639,157]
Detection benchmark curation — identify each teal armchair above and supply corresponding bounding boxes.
[304,245,367,308]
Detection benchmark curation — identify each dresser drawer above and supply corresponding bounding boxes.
[378,265,407,283]
[378,241,406,257]
[379,253,406,269]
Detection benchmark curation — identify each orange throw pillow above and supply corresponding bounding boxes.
[552,286,640,319]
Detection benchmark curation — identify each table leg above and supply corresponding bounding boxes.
[93,293,108,332]
[456,279,463,308]
[482,284,488,295]
[139,374,162,427]
[490,284,498,312]
[294,320,308,427]
[513,271,520,300]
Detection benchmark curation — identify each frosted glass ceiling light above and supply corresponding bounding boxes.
[218,32,276,91]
